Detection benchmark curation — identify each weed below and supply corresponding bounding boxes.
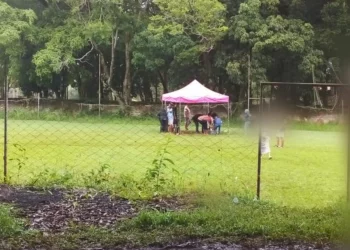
[145,138,175,195]
[0,206,23,238]
[83,164,111,188]
[9,144,28,183]
[28,169,74,187]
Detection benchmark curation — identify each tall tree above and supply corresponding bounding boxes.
[149,0,228,86]
[0,1,36,81]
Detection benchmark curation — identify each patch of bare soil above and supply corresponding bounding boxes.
[0,185,338,250]
[141,241,334,250]
[0,185,188,232]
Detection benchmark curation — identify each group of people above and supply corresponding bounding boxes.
[242,109,286,160]
[158,105,286,159]
[261,119,286,160]
[157,103,223,135]
[157,103,179,133]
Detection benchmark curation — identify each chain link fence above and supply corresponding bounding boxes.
[0,98,258,199]
[1,83,347,205]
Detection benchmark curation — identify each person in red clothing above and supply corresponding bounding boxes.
[197,115,214,134]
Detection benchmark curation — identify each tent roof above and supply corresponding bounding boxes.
[162,80,229,103]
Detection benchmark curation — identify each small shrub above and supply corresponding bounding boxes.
[28,169,74,187]
[145,138,175,195]
[0,206,23,237]
[83,164,111,188]
[9,144,28,183]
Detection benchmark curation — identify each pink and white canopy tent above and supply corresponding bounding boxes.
[162,80,229,103]
[162,80,230,133]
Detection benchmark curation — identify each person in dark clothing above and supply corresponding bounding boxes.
[172,104,180,134]
[192,113,203,133]
[157,109,168,132]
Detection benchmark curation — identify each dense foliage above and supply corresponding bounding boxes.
[0,0,349,106]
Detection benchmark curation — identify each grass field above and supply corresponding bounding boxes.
[0,115,347,248]
[0,117,346,208]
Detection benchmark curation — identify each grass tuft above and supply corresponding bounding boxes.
[0,205,24,238]
[128,198,344,242]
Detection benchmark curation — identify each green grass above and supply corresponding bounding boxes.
[0,114,347,246]
[0,116,346,207]
[129,199,344,242]
[3,199,345,249]
[0,205,24,238]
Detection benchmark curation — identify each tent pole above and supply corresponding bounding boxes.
[227,102,230,134]
[179,103,182,135]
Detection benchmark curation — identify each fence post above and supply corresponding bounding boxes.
[256,83,263,200]
[98,54,101,118]
[3,58,8,183]
[348,97,350,203]
[37,92,40,118]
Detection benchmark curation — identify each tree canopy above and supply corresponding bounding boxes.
[0,0,348,107]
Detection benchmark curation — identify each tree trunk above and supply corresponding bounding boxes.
[203,52,213,87]
[123,32,132,105]
[218,76,224,93]
[61,69,68,99]
[143,76,153,104]
[155,82,158,102]
[321,86,328,107]
[157,70,169,93]
[248,49,253,109]
[43,89,49,98]
[92,30,124,106]
[238,84,247,107]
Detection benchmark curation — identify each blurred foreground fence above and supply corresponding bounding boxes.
[0,83,348,202]
[0,97,259,198]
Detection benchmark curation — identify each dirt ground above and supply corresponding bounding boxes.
[0,185,189,232]
[0,185,336,250]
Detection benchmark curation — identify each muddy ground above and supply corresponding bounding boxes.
[0,185,337,250]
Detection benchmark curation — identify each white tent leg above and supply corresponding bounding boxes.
[227,102,230,134]
[179,103,182,135]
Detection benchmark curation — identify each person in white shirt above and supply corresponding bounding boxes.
[167,103,174,133]
[184,105,191,130]
[261,131,272,159]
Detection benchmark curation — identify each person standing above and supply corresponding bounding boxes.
[214,115,223,134]
[184,105,191,130]
[157,108,168,132]
[167,103,174,133]
[173,103,179,134]
[261,131,272,159]
[276,119,286,148]
[244,109,251,134]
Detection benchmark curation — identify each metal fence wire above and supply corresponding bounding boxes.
[1,96,258,199]
[257,82,349,202]
[1,82,348,204]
